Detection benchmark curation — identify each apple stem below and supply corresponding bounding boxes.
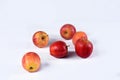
[67,45,70,47]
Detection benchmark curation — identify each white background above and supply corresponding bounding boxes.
[0,0,120,80]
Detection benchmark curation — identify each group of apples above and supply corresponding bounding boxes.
[22,24,93,72]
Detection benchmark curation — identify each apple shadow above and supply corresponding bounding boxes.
[90,39,100,58]
[48,38,58,47]
[91,48,99,58]
[65,51,77,59]
[40,62,50,71]
[116,72,120,77]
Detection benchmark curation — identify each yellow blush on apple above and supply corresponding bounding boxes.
[22,52,41,72]
[33,31,49,48]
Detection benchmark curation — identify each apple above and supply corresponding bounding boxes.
[75,39,93,58]
[72,31,88,45]
[33,31,49,48]
[50,41,68,58]
[22,52,41,72]
[60,24,76,40]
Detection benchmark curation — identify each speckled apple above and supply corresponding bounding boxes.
[33,31,49,48]
[22,52,41,72]
[60,24,76,40]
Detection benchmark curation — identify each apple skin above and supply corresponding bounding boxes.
[72,31,88,45]
[33,31,49,48]
[50,41,68,58]
[75,39,93,58]
[60,24,76,40]
[22,52,41,72]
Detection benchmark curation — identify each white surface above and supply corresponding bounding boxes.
[0,0,120,80]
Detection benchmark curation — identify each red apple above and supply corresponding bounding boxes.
[60,24,76,40]
[75,39,93,58]
[33,31,49,48]
[22,52,41,72]
[72,31,88,45]
[50,41,68,58]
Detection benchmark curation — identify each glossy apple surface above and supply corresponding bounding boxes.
[22,52,41,72]
[50,41,68,58]
[75,39,93,58]
[60,24,76,40]
[33,31,49,48]
[72,31,88,45]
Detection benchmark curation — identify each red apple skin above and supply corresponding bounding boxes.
[22,52,41,72]
[33,31,49,48]
[75,39,93,58]
[60,24,76,40]
[72,31,88,45]
[50,41,68,58]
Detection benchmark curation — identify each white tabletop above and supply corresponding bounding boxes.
[0,0,120,80]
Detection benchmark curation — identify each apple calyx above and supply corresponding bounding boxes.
[29,66,33,70]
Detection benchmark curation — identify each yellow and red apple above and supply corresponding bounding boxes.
[22,52,41,72]
[72,31,88,45]
[33,31,49,48]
